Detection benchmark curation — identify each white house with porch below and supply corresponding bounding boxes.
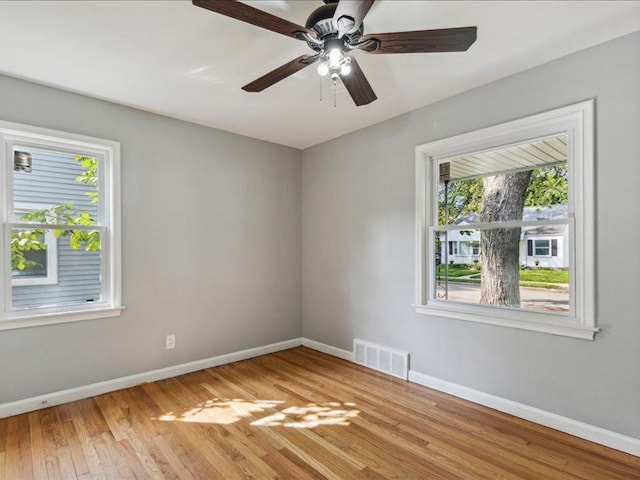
[440,205,569,268]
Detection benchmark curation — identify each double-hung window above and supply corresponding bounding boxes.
[0,121,122,329]
[529,238,557,257]
[415,100,595,339]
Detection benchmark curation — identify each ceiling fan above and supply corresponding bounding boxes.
[192,0,477,106]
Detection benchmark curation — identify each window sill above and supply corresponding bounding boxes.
[0,306,125,331]
[414,304,597,340]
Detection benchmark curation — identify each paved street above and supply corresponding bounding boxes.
[435,282,569,312]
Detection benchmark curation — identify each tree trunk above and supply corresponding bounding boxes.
[480,171,532,307]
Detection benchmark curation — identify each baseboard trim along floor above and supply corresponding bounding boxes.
[407,369,640,457]
[303,338,640,457]
[1,336,638,457]
[0,338,302,419]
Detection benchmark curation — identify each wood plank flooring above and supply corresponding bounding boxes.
[1,347,638,479]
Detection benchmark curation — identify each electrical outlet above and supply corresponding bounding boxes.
[166,334,176,350]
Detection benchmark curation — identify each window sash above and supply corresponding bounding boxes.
[430,220,573,315]
[8,142,104,224]
[534,239,551,256]
[431,221,572,313]
[4,224,108,312]
[432,218,569,233]
[8,222,104,231]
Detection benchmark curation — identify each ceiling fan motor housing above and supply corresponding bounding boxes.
[305,2,363,50]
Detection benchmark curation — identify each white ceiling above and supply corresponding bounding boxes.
[0,1,639,149]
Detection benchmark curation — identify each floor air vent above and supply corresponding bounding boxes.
[353,339,409,380]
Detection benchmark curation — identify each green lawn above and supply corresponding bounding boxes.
[437,264,568,286]
[436,264,481,277]
[519,267,568,284]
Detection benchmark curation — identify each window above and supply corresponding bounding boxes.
[0,121,122,329]
[528,239,558,257]
[415,100,595,339]
[448,241,458,255]
[534,239,550,256]
[11,203,59,286]
[459,241,479,257]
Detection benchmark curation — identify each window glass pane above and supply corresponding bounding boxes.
[534,239,550,256]
[11,228,101,309]
[433,229,569,314]
[13,147,98,226]
[438,134,568,226]
[11,229,50,279]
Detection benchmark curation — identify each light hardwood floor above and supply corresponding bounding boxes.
[1,347,638,479]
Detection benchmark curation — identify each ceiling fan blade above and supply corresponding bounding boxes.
[340,57,377,106]
[333,0,376,38]
[242,54,319,92]
[361,26,477,54]
[193,0,311,40]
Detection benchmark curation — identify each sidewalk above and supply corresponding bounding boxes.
[435,281,569,313]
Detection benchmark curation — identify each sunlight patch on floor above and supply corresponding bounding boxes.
[251,402,360,428]
[155,398,359,428]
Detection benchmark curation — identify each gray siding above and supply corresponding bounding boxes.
[12,147,101,308]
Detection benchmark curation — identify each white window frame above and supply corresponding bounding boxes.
[12,202,59,286]
[0,120,123,330]
[532,238,552,258]
[414,100,596,340]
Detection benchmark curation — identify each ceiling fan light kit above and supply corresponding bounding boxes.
[317,38,352,78]
[192,0,477,106]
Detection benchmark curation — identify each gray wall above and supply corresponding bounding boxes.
[0,73,301,403]
[302,31,640,438]
[1,30,638,441]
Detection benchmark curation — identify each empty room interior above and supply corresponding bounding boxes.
[1,1,640,478]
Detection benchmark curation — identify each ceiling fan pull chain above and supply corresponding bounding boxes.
[320,77,323,102]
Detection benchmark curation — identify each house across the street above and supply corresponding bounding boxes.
[440,205,568,268]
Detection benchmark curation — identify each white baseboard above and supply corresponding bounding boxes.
[302,337,640,458]
[408,370,640,457]
[0,338,303,419]
[4,336,638,458]
[301,337,354,361]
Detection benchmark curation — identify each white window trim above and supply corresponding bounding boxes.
[414,100,595,340]
[12,202,59,286]
[0,120,123,330]
[531,238,553,258]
